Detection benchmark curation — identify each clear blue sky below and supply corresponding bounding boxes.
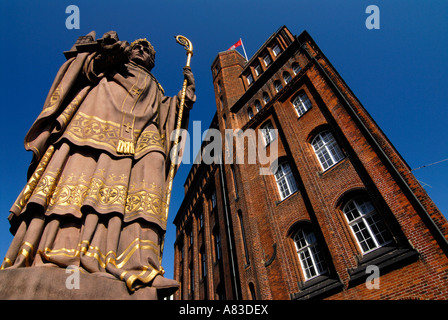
[0,0,447,281]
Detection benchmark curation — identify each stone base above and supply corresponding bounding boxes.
[0,267,159,300]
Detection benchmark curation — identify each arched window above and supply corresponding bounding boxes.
[311,131,344,170]
[254,100,262,112]
[274,162,298,200]
[293,91,312,117]
[283,71,292,84]
[293,225,327,280]
[343,197,393,254]
[274,80,283,93]
[292,62,301,75]
[263,92,270,105]
[261,121,276,146]
[248,107,254,120]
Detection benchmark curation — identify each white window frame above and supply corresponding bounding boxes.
[343,198,393,254]
[263,92,270,105]
[248,107,254,120]
[261,122,276,146]
[246,73,254,85]
[255,100,262,112]
[292,63,301,75]
[263,54,272,67]
[293,228,327,280]
[254,64,262,76]
[274,162,298,200]
[293,91,312,117]
[274,80,283,93]
[273,44,282,56]
[311,131,344,171]
[283,72,292,84]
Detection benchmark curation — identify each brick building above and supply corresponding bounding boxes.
[172,26,448,300]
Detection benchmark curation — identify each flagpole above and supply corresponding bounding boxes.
[240,38,248,61]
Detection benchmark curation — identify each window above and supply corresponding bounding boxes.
[213,228,222,261]
[231,165,239,199]
[217,81,222,93]
[247,73,254,85]
[274,162,298,200]
[261,121,276,146]
[255,100,262,112]
[181,242,185,259]
[292,62,301,75]
[254,64,262,76]
[238,210,250,265]
[293,91,312,117]
[201,248,207,278]
[263,92,270,105]
[190,263,194,293]
[293,226,327,280]
[248,107,254,120]
[199,212,203,228]
[211,191,217,209]
[283,72,292,84]
[343,197,393,254]
[263,54,272,67]
[273,44,282,56]
[274,80,283,93]
[311,131,344,171]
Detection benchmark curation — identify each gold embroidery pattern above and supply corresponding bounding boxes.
[42,238,163,290]
[40,238,158,268]
[42,85,63,114]
[14,146,55,212]
[57,94,83,127]
[48,171,129,213]
[2,238,163,290]
[65,112,128,154]
[23,167,166,224]
[126,182,166,224]
[65,112,165,156]
[135,130,165,157]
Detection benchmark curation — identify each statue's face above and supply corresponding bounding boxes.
[130,43,154,70]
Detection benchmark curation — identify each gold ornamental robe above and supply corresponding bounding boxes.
[1,41,194,293]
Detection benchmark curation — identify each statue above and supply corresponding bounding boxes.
[0,31,195,299]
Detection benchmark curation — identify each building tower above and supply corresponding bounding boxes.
[173,26,448,300]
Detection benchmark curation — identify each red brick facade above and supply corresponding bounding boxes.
[173,26,448,300]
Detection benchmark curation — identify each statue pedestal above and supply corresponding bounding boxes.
[0,266,157,300]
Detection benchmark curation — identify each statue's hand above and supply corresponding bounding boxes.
[100,40,130,66]
[97,32,130,67]
[183,66,196,108]
[183,66,195,87]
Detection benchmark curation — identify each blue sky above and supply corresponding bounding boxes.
[0,0,447,281]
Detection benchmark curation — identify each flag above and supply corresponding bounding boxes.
[228,39,243,51]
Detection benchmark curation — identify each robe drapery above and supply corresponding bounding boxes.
[1,33,194,293]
